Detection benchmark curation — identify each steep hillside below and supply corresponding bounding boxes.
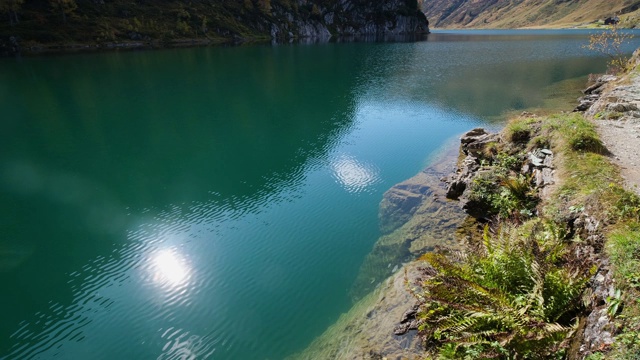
[0,0,428,55]
[423,0,640,29]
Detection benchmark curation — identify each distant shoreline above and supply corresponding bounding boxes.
[1,33,433,57]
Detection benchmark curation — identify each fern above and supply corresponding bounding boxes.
[418,219,587,359]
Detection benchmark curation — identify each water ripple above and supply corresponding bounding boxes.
[330,154,381,194]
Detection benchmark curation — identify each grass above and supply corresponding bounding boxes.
[606,223,640,359]
[504,118,532,143]
[424,0,640,29]
[415,111,640,358]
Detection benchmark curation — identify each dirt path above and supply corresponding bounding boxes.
[586,72,640,195]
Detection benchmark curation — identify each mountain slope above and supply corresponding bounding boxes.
[422,0,640,29]
[0,0,428,55]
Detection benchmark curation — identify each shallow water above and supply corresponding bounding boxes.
[1,30,638,359]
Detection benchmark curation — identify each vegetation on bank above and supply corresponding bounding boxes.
[0,0,425,53]
[422,0,640,29]
[409,113,640,359]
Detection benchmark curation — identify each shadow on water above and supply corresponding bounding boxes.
[0,43,367,355]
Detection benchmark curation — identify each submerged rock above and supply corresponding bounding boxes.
[288,263,427,360]
[352,149,466,299]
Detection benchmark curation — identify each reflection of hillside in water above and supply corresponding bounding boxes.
[435,57,609,118]
[356,31,615,122]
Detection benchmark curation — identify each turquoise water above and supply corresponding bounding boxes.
[0,30,637,359]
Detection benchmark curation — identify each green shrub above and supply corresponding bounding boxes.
[468,171,537,219]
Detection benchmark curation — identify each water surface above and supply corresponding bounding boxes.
[1,30,637,359]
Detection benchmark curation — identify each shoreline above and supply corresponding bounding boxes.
[293,51,640,359]
[1,33,434,58]
[2,25,629,58]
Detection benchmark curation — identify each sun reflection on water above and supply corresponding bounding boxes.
[331,154,380,193]
[151,249,191,287]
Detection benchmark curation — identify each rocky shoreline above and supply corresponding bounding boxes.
[292,62,640,357]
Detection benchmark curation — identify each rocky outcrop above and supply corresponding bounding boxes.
[443,125,555,219]
[444,128,499,200]
[1,0,428,55]
[574,75,617,112]
[270,0,429,40]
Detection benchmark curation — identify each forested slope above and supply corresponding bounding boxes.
[0,0,428,54]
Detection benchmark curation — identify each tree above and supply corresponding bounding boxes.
[0,0,24,25]
[584,25,633,74]
[50,0,77,23]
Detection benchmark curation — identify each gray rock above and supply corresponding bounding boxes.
[530,155,544,167]
[541,168,554,186]
[607,102,639,113]
[460,129,500,157]
[543,153,554,168]
[580,260,617,357]
[445,155,480,200]
[460,128,488,144]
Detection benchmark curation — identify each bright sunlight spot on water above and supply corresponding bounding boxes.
[151,249,190,287]
[331,154,380,194]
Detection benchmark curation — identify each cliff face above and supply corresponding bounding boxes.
[422,0,639,28]
[0,0,428,53]
[271,0,429,39]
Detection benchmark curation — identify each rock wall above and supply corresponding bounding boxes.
[1,0,428,55]
[270,0,430,40]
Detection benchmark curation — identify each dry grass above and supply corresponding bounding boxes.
[426,0,640,29]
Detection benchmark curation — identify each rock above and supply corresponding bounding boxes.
[394,304,419,335]
[574,94,600,112]
[607,102,639,113]
[530,155,544,167]
[541,168,554,186]
[583,81,605,95]
[543,153,553,168]
[582,75,616,95]
[446,179,466,199]
[580,261,617,357]
[380,187,427,232]
[460,128,488,143]
[459,128,501,157]
[291,263,428,359]
[445,155,480,200]
[357,155,465,298]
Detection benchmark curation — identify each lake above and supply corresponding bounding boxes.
[1,30,637,359]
